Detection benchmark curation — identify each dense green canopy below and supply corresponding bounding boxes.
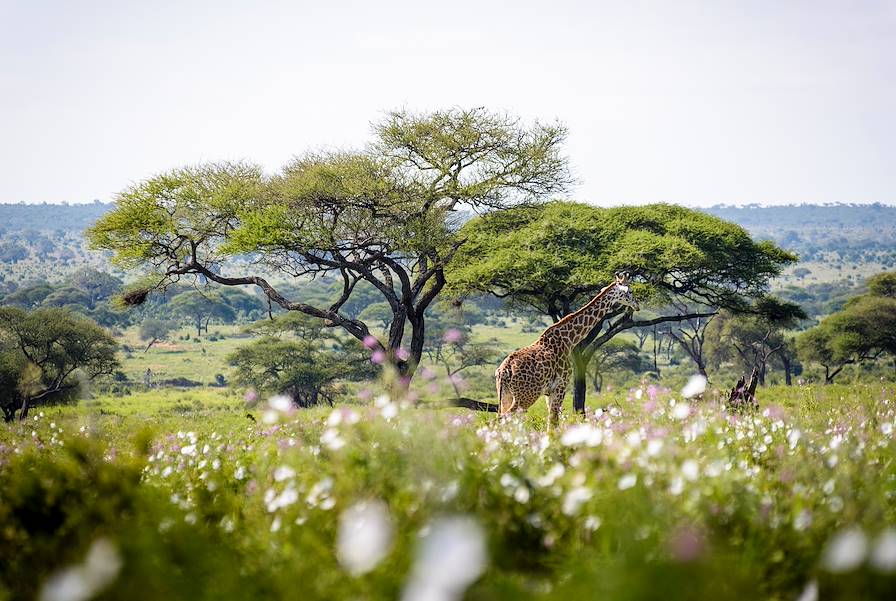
[228,313,375,407]
[448,201,795,318]
[797,271,896,383]
[0,307,118,421]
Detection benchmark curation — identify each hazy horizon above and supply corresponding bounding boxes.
[2,0,894,206]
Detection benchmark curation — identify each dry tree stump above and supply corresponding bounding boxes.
[727,367,760,412]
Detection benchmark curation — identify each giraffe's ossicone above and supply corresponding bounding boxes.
[495,273,640,430]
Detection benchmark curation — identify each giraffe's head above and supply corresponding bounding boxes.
[609,272,640,312]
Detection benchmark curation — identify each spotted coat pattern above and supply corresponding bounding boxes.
[495,275,640,429]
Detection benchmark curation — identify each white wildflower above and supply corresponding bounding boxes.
[681,459,699,481]
[671,403,691,420]
[669,476,684,496]
[870,528,896,572]
[681,374,707,399]
[793,510,812,531]
[402,516,487,601]
[321,428,346,451]
[273,465,296,482]
[618,473,637,490]
[337,500,395,576]
[821,527,868,572]
[795,580,818,601]
[499,473,519,489]
[536,463,565,487]
[40,538,122,601]
[562,486,592,516]
[268,395,292,412]
[267,486,299,512]
[560,424,601,447]
[646,439,663,456]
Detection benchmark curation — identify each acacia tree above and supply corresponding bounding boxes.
[448,201,796,412]
[704,297,806,385]
[422,302,500,396]
[139,317,177,352]
[662,301,716,378]
[0,307,118,421]
[89,108,571,380]
[228,313,376,407]
[169,290,237,337]
[797,272,896,382]
[588,338,650,393]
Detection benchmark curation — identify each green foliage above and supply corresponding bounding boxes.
[139,318,177,345]
[0,241,28,263]
[798,272,896,382]
[167,290,236,336]
[0,307,118,420]
[66,267,123,303]
[448,201,796,317]
[867,272,896,298]
[1,282,55,308]
[588,338,651,391]
[228,314,375,406]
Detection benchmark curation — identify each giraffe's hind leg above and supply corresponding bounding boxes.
[496,368,516,416]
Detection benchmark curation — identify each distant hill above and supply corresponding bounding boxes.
[702,202,896,229]
[0,201,114,233]
[701,203,896,265]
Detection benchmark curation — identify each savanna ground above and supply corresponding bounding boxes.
[2,347,895,601]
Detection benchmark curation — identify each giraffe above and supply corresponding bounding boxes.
[495,273,640,430]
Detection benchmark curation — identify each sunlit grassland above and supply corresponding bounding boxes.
[113,324,250,384]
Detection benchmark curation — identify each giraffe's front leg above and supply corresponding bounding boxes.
[546,382,567,432]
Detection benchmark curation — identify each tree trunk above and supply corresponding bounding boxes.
[572,348,588,415]
[782,356,792,386]
[825,363,846,384]
[18,397,30,421]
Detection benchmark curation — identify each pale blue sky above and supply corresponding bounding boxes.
[1,0,894,205]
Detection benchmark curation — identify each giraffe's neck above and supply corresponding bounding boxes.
[539,285,617,352]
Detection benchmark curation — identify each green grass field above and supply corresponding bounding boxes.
[2,378,895,601]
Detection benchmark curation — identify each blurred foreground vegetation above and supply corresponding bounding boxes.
[1,382,894,600]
